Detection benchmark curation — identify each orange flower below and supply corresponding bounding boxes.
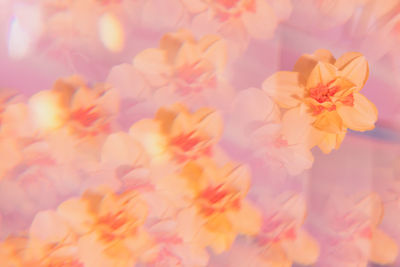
[56,188,152,267]
[170,159,261,253]
[129,104,223,164]
[264,49,378,153]
[29,75,119,137]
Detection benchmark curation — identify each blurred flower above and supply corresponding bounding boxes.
[29,75,119,139]
[129,104,223,164]
[0,236,29,266]
[228,87,313,176]
[265,49,377,153]
[57,188,153,267]
[143,220,209,266]
[25,210,82,266]
[321,193,398,266]
[255,193,319,266]
[171,159,261,253]
[133,30,233,108]
[184,0,292,40]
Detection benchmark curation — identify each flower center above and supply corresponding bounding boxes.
[169,131,211,162]
[308,79,355,115]
[69,106,110,136]
[98,210,136,242]
[174,61,216,95]
[309,80,339,104]
[70,106,100,127]
[211,0,256,21]
[170,131,201,151]
[197,184,240,216]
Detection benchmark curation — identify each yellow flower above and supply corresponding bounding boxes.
[264,49,377,153]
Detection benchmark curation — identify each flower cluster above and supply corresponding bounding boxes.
[2,1,397,265]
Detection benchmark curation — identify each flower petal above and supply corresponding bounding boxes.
[281,106,314,145]
[202,38,227,73]
[294,49,335,85]
[281,229,319,265]
[242,0,278,39]
[306,62,338,89]
[335,52,369,89]
[133,48,170,86]
[180,0,208,13]
[230,200,262,236]
[313,111,344,134]
[370,228,398,264]
[337,93,377,131]
[263,71,303,108]
[101,132,146,166]
[29,210,70,243]
[316,130,346,154]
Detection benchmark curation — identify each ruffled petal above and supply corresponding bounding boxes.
[263,71,303,108]
[336,92,377,131]
[294,49,335,84]
[313,111,344,134]
[335,52,369,89]
[306,62,338,89]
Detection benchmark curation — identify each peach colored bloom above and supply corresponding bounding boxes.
[129,104,223,164]
[133,30,233,107]
[29,75,119,138]
[56,188,153,267]
[183,0,292,40]
[265,49,377,153]
[169,159,261,253]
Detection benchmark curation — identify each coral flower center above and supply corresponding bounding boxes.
[170,131,201,152]
[198,184,240,216]
[309,80,339,104]
[175,61,216,95]
[70,106,100,127]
